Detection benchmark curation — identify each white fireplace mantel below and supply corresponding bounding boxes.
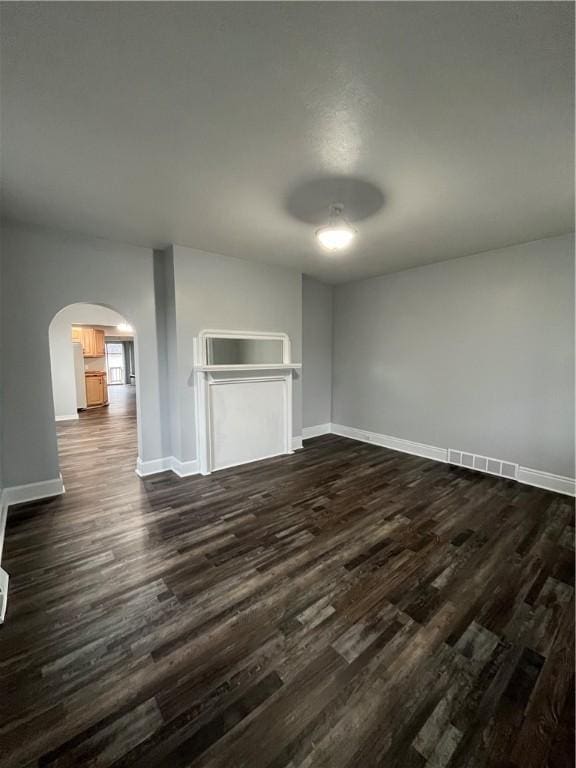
[194,363,301,372]
[194,330,300,475]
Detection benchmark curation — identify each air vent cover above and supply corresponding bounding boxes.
[448,449,518,481]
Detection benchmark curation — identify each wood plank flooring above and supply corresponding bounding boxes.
[1,386,574,767]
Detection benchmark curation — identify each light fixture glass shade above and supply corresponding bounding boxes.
[315,203,356,251]
[117,322,133,332]
[316,226,355,250]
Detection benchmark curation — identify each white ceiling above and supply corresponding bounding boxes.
[1,2,573,283]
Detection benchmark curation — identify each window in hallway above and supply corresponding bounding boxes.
[105,342,125,384]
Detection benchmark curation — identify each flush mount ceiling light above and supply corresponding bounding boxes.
[315,203,356,251]
[117,322,133,332]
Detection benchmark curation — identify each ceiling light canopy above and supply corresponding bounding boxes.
[316,203,356,251]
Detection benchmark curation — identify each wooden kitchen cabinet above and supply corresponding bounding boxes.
[85,372,108,407]
[72,327,105,357]
[91,329,105,357]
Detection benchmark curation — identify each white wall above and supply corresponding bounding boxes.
[166,245,302,463]
[302,276,333,429]
[1,223,165,486]
[333,234,575,478]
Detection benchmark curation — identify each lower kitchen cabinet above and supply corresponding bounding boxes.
[85,372,109,407]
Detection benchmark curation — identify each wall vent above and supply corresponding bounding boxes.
[448,449,518,481]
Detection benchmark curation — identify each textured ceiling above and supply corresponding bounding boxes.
[1,2,573,283]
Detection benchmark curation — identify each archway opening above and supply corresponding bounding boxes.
[48,302,139,485]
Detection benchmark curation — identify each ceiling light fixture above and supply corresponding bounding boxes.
[117,322,133,332]
[316,203,356,251]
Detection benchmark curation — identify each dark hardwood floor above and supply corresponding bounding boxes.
[1,386,574,767]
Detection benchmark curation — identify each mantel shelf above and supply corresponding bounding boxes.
[194,363,301,372]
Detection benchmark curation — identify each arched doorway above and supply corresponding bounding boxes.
[48,302,139,486]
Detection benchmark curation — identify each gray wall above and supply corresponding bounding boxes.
[152,249,174,459]
[3,222,572,487]
[170,245,302,462]
[302,276,333,429]
[0,244,3,494]
[333,234,575,477]
[1,224,165,486]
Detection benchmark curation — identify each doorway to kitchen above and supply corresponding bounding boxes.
[48,302,139,485]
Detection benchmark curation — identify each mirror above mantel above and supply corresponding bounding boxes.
[194,329,301,372]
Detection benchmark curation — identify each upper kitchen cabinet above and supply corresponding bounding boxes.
[71,326,105,357]
[90,329,105,357]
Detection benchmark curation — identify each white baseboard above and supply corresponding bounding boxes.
[517,467,575,497]
[0,567,8,623]
[331,423,447,464]
[328,423,575,498]
[0,494,7,568]
[136,456,200,478]
[170,457,200,478]
[1,475,65,509]
[55,413,79,422]
[136,446,306,477]
[135,456,173,477]
[302,423,332,439]
[0,474,66,592]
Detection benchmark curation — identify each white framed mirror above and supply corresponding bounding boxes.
[207,337,284,366]
[196,330,293,369]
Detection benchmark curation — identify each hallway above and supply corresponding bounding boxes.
[56,384,138,491]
